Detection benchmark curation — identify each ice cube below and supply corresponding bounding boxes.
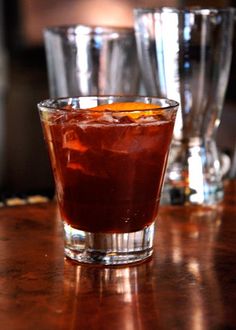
[66,148,108,178]
[117,115,136,124]
[100,125,143,154]
[66,150,92,175]
[99,112,117,123]
[63,129,88,152]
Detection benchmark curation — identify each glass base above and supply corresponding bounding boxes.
[64,222,155,265]
[161,138,224,205]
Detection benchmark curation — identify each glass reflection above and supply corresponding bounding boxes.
[63,261,155,330]
[61,207,224,330]
[154,206,224,329]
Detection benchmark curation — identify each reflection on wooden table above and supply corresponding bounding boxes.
[0,181,235,329]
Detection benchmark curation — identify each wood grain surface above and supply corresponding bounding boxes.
[0,181,235,330]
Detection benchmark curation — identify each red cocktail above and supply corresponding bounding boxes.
[38,96,178,265]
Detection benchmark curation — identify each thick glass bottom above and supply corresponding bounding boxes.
[64,222,155,265]
[161,138,224,205]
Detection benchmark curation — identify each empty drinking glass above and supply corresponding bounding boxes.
[44,25,140,97]
[134,7,235,205]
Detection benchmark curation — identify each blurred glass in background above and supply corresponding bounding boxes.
[44,25,140,98]
[134,7,235,205]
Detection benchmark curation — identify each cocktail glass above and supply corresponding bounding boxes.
[38,96,178,265]
[44,25,140,97]
[134,7,235,205]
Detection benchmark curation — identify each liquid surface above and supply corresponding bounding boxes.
[42,103,175,233]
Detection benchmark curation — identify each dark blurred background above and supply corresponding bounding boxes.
[0,0,236,197]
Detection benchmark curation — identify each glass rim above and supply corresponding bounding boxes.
[44,24,135,37]
[134,6,236,15]
[38,96,179,114]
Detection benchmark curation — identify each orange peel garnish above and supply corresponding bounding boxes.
[59,102,163,120]
[89,102,161,119]
[89,102,160,111]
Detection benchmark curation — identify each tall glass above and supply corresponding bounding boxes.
[134,7,235,205]
[44,25,140,97]
[38,96,178,265]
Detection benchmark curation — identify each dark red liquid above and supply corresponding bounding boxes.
[42,112,174,233]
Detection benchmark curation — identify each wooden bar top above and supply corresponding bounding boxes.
[0,181,235,330]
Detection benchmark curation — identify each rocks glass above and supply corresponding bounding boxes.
[38,96,178,265]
